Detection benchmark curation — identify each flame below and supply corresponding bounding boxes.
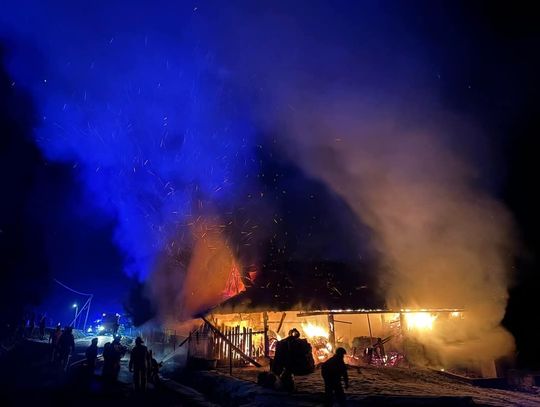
[404,312,437,331]
[301,322,333,363]
[222,262,245,300]
[302,322,329,339]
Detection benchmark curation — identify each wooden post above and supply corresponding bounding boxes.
[242,326,247,360]
[263,311,269,358]
[225,326,229,363]
[366,313,374,344]
[234,325,238,362]
[248,328,253,358]
[221,328,225,362]
[229,339,233,375]
[399,312,406,333]
[399,312,409,365]
[328,313,336,351]
[219,324,224,361]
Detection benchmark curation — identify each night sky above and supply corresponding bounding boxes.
[1,2,539,367]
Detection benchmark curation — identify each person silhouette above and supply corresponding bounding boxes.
[321,347,349,406]
[85,337,99,372]
[129,337,149,392]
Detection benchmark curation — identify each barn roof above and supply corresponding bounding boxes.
[210,261,386,314]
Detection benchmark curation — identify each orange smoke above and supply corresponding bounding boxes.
[278,94,516,370]
[180,218,245,317]
[150,216,244,323]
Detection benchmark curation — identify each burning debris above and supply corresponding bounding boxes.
[170,254,499,377]
[172,257,485,378]
[302,322,333,362]
[185,303,475,379]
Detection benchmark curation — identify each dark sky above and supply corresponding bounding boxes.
[1,1,539,366]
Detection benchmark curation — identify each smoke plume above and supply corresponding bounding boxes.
[272,93,516,367]
[1,2,517,366]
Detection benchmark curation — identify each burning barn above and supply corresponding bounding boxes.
[187,261,472,375]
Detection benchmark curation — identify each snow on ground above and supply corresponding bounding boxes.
[229,366,540,406]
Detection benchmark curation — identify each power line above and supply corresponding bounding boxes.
[53,278,93,330]
[53,278,93,297]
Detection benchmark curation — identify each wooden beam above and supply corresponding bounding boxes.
[263,311,269,358]
[328,313,336,350]
[200,316,261,367]
[366,313,374,345]
[276,312,287,334]
[221,330,265,336]
[176,334,190,348]
[297,308,464,317]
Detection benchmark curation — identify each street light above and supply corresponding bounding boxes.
[73,303,78,329]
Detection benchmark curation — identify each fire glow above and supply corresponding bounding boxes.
[405,312,437,331]
[301,322,332,362]
[302,322,329,339]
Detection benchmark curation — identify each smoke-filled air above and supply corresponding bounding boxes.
[275,94,516,368]
[0,1,516,369]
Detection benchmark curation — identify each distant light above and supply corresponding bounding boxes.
[97,325,105,332]
[102,313,106,317]
[87,327,93,333]
[72,304,78,308]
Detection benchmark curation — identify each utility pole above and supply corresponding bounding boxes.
[54,279,93,331]
[73,303,78,328]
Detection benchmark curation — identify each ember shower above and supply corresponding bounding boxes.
[1,1,516,367]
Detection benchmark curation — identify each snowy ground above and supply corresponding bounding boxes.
[224,366,540,406]
[11,338,540,406]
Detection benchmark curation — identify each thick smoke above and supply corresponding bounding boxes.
[1,3,264,321]
[272,92,516,367]
[1,2,517,365]
[200,2,518,367]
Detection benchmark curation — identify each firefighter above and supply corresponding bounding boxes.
[112,314,120,336]
[27,312,35,338]
[38,314,46,340]
[102,341,113,381]
[147,349,162,386]
[129,337,149,392]
[57,326,75,371]
[321,347,349,407]
[102,336,125,383]
[49,324,62,362]
[85,337,99,372]
[273,328,309,392]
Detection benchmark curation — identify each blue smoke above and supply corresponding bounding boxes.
[0,1,449,288]
[1,2,261,280]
